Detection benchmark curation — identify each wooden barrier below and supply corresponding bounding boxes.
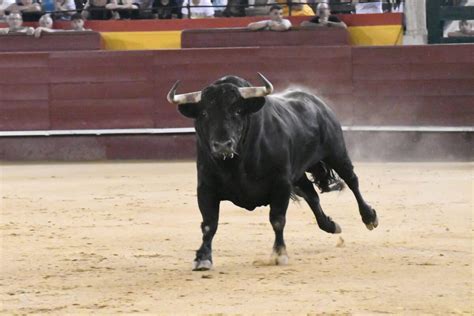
[351,45,474,126]
[181,27,349,48]
[0,44,472,161]
[0,32,103,52]
[0,133,471,161]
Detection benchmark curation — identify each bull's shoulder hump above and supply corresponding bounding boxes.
[266,90,328,110]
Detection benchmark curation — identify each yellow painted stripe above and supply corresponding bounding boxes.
[348,25,403,46]
[101,31,182,50]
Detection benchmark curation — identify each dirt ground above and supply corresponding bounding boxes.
[1,161,472,315]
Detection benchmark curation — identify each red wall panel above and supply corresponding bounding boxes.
[0,53,49,67]
[50,98,155,129]
[350,96,474,126]
[0,84,49,100]
[0,100,50,130]
[353,63,474,81]
[51,82,154,100]
[352,45,474,65]
[181,27,349,49]
[0,32,101,52]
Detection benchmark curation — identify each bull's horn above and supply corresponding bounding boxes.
[167,80,202,104]
[238,72,274,99]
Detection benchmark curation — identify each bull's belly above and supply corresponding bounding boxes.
[228,196,270,211]
[217,182,271,211]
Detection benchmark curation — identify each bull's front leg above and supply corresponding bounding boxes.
[269,181,291,266]
[193,184,220,271]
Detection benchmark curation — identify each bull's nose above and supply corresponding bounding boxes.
[211,140,233,153]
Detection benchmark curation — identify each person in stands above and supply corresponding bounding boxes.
[181,0,214,19]
[0,12,35,34]
[275,0,314,16]
[300,2,346,28]
[448,20,474,37]
[247,4,291,31]
[34,13,56,37]
[106,0,140,19]
[82,0,113,20]
[53,0,76,20]
[0,0,15,22]
[70,12,91,30]
[152,0,181,19]
[6,0,42,21]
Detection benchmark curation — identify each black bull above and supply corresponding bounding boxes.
[167,74,378,271]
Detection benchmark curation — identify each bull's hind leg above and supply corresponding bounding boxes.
[295,176,342,234]
[326,156,378,230]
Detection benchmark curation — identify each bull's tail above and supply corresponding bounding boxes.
[309,162,345,193]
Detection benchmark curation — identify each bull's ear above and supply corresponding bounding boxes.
[177,104,200,119]
[240,97,266,115]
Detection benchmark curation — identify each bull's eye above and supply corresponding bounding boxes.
[200,111,208,118]
[233,110,242,118]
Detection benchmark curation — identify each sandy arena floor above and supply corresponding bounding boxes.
[1,161,472,315]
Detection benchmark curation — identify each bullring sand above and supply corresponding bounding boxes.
[1,162,472,314]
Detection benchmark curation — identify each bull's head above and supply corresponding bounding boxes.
[167,73,273,160]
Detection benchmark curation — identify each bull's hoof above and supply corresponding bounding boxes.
[364,211,379,231]
[192,259,212,271]
[334,222,342,234]
[271,250,289,266]
[319,219,342,234]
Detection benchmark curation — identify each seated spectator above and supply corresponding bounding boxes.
[248,4,291,31]
[0,12,35,34]
[181,0,214,19]
[0,0,15,22]
[448,20,474,37]
[74,0,86,11]
[273,0,313,16]
[388,0,403,13]
[284,0,314,16]
[222,0,246,17]
[300,2,346,28]
[53,0,76,20]
[6,0,42,21]
[245,0,268,17]
[152,0,181,19]
[106,0,140,19]
[82,0,113,20]
[70,12,91,30]
[34,13,56,37]
[212,0,226,16]
[355,1,383,14]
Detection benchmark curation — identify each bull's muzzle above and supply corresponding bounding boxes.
[211,139,236,160]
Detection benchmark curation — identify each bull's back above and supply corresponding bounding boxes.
[263,90,341,141]
[255,90,344,180]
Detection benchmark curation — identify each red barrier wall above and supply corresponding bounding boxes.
[0,32,102,52]
[181,27,349,48]
[0,44,473,161]
[351,45,474,126]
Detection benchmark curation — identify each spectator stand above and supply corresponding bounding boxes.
[0,1,404,49]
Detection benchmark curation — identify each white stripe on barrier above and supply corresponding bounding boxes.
[0,126,472,137]
[341,126,474,132]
